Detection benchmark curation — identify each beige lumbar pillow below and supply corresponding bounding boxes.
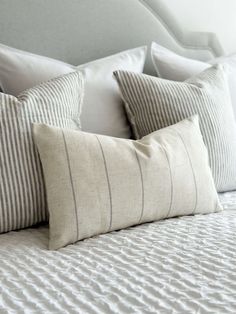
[33,116,222,250]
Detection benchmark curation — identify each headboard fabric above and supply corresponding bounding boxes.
[0,0,224,75]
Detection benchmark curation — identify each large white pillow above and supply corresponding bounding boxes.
[0,43,147,138]
[77,49,146,138]
[151,42,236,118]
[0,44,74,95]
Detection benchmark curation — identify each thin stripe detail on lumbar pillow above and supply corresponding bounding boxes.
[61,129,80,240]
[114,65,236,192]
[0,71,83,233]
[133,146,145,224]
[94,135,113,232]
[33,116,222,250]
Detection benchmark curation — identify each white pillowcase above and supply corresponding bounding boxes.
[0,44,73,95]
[151,42,236,118]
[0,43,147,138]
[77,48,146,138]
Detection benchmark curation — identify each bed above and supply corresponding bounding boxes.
[1,1,236,313]
[1,192,236,313]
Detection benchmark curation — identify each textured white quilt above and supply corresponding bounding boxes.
[1,192,236,314]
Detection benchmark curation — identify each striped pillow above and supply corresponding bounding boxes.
[0,71,83,233]
[114,65,236,192]
[33,116,222,250]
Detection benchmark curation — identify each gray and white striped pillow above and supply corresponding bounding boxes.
[0,71,83,233]
[114,65,236,192]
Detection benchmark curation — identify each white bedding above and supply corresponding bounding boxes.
[1,192,236,314]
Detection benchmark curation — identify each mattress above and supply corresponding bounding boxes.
[1,192,236,314]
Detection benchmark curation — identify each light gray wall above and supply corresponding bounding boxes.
[164,0,236,55]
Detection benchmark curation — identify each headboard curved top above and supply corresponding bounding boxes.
[0,0,224,74]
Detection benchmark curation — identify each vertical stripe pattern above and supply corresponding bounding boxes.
[62,129,79,241]
[0,71,83,233]
[33,116,222,250]
[114,65,236,192]
[95,135,113,232]
[133,145,145,224]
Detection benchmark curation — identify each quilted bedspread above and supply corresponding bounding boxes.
[1,192,236,314]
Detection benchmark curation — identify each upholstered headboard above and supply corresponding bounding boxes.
[0,0,224,75]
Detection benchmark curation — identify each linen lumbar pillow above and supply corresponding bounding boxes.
[151,42,236,119]
[0,43,147,138]
[0,71,83,234]
[114,65,236,192]
[33,116,222,250]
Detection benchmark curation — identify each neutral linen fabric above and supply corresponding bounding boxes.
[0,192,235,314]
[114,66,236,192]
[0,71,83,234]
[151,42,236,118]
[33,116,222,250]
[0,43,146,138]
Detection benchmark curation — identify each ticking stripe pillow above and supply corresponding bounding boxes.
[33,116,222,250]
[0,71,83,233]
[114,65,236,192]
